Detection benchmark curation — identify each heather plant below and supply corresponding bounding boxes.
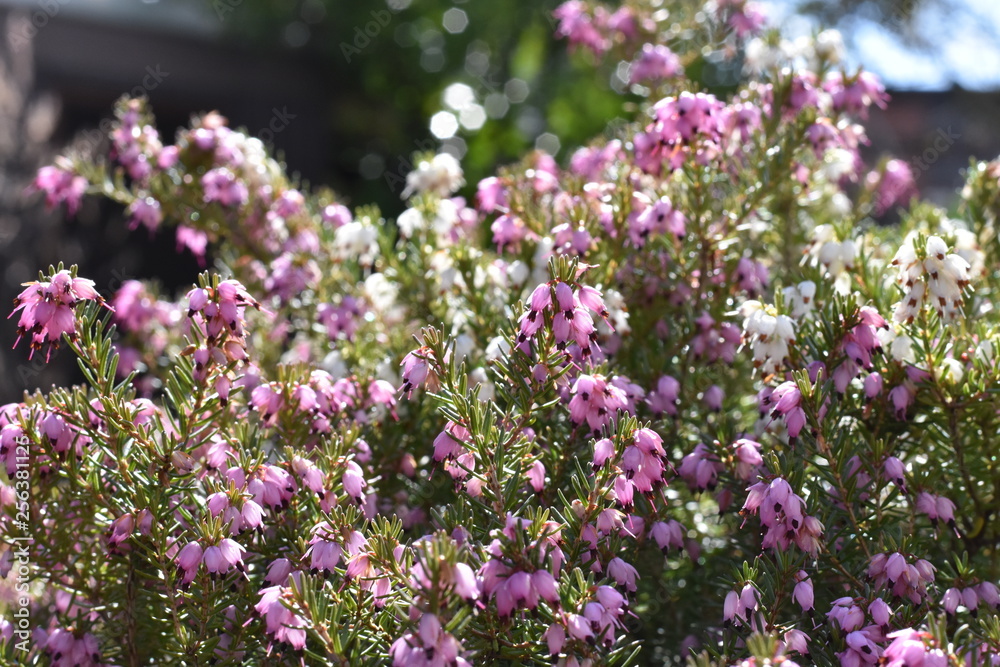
[2,1,1000,666]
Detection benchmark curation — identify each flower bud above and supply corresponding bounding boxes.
[869,598,892,626]
[793,574,814,612]
[942,587,961,614]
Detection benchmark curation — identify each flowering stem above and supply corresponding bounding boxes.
[815,432,872,559]
[125,550,140,667]
[821,545,866,591]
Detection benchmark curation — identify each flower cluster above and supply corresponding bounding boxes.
[867,552,936,605]
[891,235,971,323]
[593,427,668,507]
[518,278,609,358]
[10,269,109,360]
[739,301,795,378]
[186,278,262,368]
[742,477,823,555]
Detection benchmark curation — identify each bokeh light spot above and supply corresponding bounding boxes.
[430,111,459,139]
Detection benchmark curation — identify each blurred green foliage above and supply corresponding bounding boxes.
[218,0,626,214]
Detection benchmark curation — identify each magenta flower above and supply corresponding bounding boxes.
[175,541,204,587]
[607,557,638,593]
[308,532,342,574]
[882,456,906,491]
[868,159,917,216]
[827,70,889,118]
[767,381,807,438]
[633,92,726,175]
[518,279,611,359]
[176,225,209,262]
[962,587,979,614]
[527,460,546,493]
[390,614,471,667]
[10,270,110,361]
[202,167,249,207]
[883,629,947,667]
[703,385,725,412]
[227,463,295,510]
[553,1,608,55]
[341,460,367,504]
[33,165,87,216]
[647,375,681,416]
[43,628,104,667]
[591,437,615,469]
[202,537,246,576]
[784,628,810,655]
[485,566,561,619]
[793,571,814,612]
[629,44,682,84]
[565,612,594,642]
[207,492,264,535]
[544,623,566,657]
[400,348,432,398]
[742,477,823,555]
[869,598,893,627]
[611,427,667,500]
[888,384,914,420]
[585,587,627,647]
[627,195,686,247]
[915,492,956,528]
[321,202,352,227]
[291,455,326,499]
[726,2,767,36]
[649,520,685,553]
[724,583,759,626]
[255,583,308,651]
[433,421,470,464]
[106,515,135,556]
[185,279,261,365]
[568,373,628,434]
[843,629,882,665]
[979,581,1000,609]
[732,438,763,480]
[127,196,163,232]
[868,552,935,604]
[344,550,393,605]
[250,382,284,423]
[865,372,884,398]
[491,213,529,252]
[735,257,769,297]
[678,443,722,491]
[475,176,506,212]
[450,562,480,601]
[158,144,179,168]
[307,521,365,575]
[569,140,621,180]
[827,597,865,633]
[264,558,294,586]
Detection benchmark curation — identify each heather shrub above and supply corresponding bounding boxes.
[2,1,999,666]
